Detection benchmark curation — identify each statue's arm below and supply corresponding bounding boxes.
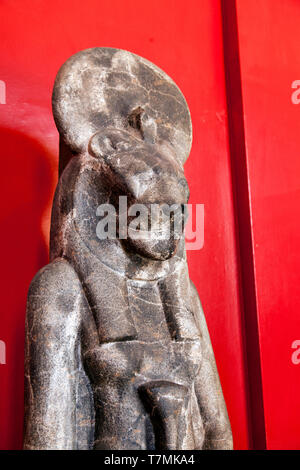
[23,258,95,450]
[190,282,233,450]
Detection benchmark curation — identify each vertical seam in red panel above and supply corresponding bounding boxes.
[220,0,266,450]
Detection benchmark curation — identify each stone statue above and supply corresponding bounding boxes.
[23,48,232,450]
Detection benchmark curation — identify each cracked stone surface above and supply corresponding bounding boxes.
[23,47,233,450]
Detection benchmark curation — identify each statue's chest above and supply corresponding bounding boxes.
[84,264,200,344]
[126,279,199,343]
[84,277,202,387]
[126,279,172,342]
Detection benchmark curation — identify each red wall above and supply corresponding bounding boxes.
[235,0,300,450]
[0,0,299,450]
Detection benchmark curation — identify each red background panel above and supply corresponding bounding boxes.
[0,0,249,450]
[235,0,300,450]
[6,0,300,451]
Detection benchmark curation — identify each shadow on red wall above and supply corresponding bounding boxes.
[0,128,52,449]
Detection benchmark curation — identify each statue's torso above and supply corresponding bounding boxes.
[78,259,204,449]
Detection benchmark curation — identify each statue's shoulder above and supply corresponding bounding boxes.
[28,257,81,296]
[26,257,83,329]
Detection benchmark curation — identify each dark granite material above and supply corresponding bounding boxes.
[23,48,233,450]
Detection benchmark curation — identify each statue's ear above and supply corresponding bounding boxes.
[88,107,157,160]
[88,128,141,159]
[127,107,157,145]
